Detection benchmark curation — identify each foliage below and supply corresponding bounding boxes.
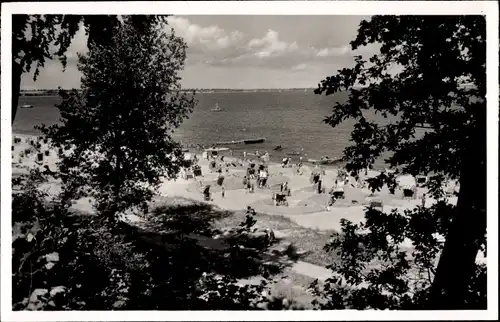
[12,15,279,311]
[37,19,195,218]
[12,174,275,310]
[11,14,168,122]
[314,16,486,309]
[316,15,485,184]
[310,204,486,309]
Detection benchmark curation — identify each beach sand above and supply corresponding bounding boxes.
[11,132,460,238]
[12,133,479,307]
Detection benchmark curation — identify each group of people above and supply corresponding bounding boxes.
[242,163,270,193]
[281,157,292,168]
[242,175,255,193]
[310,166,327,194]
[243,150,270,163]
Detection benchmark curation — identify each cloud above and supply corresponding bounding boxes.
[165,17,377,70]
[167,16,245,52]
[205,38,378,71]
[182,21,380,71]
[21,15,376,90]
[247,29,298,58]
[316,45,350,57]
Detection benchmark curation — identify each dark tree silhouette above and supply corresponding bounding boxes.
[38,17,195,219]
[314,16,486,309]
[12,17,278,310]
[11,15,168,123]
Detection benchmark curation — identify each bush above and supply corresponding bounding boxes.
[12,173,275,310]
[309,204,486,309]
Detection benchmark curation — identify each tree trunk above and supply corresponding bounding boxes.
[110,139,122,221]
[12,61,22,124]
[428,118,486,309]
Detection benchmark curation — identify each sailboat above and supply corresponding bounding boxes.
[210,102,222,112]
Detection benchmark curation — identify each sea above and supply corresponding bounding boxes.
[14,91,395,169]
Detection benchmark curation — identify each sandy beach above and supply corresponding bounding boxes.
[12,132,483,306]
[11,131,462,238]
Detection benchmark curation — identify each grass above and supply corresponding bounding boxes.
[214,210,338,267]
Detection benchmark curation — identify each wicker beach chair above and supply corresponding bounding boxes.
[273,193,288,206]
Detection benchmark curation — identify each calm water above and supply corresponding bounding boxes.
[14,91,394,168]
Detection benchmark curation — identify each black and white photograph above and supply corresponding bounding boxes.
[1,1,498,320]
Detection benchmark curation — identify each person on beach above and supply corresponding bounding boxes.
[222,185,225,198]
[246,177,252,193]
[313,171,320,185]
[259,167,267,188]
[355,173,360,187]
[249,163,256,179]
[255,151,260,158]
[203,185,211,201]
[263,151,269,163]
[242,175,248,188]
[261,175,267,189]
[217,170,225,186]
[243,151,247,161]
[246,206,256,216]
[296,163,303,175]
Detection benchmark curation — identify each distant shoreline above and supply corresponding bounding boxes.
[20,89,316,97]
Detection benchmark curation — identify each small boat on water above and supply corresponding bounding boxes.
[286,152,301,156]
[21,104,34,109]
[205,147,230,153]
[210,103,222,112]
[273,145,282,151]
[216,137,266,145]
[244,137,265,144]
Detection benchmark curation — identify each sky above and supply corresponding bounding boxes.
[21,15,377,90]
